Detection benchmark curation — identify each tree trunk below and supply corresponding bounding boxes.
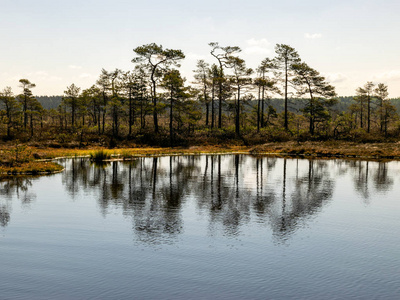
[367,94,371,133]
[205,102,209,127]
[235,87,241,136]
[284,59,288,130]
[257,85,261,132]
[211,83,215,129]
[151,76,159,134]
[30,114,33,137]
[24,95,27,129]
[71,99,75,128]
[218,80,222,128]
[170,93,173,146]
[261,86,265,128]
[129,87,133,136]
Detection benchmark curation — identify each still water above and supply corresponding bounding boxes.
[0,155,399,299]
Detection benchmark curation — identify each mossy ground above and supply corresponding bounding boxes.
[250,141,400,159]
[28,145,248,160]
[29,141,400,160]
[0,144,64,175]
[0,161,64,175]
[1,141,400,175]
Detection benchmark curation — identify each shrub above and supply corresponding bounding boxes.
[89,149,111,162]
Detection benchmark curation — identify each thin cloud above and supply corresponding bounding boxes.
[305,33,322,39]
[79,73,94,79]
[185,52,207,61]
[11,71,63,82]
[69,65,83,70]
[373,70,400,81]
[243,38,272,55]
[324,72,348,84]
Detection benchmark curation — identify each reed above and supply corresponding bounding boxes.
[89,149,112,162]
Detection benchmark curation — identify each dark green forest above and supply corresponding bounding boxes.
[1,43,400,147]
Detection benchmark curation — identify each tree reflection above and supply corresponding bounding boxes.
[133,157,185,244]
[373,162,393,192]
[271,159,334,242]
[0,176,37,227]
[59,155,396,245]
[0,205,10,227]
[253,157,276,217]
[354,161,370,200]
[61,158,93,197]
[343,160,395,201]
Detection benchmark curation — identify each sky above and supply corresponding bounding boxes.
[1,0,400,97]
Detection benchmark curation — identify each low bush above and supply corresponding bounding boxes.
[89,149,111,162]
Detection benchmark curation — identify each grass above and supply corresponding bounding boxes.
[27,145,248,160]
[89,149,112,162]
[8,142,400,160]
[1,145,244,175]
[0,143,64,175]
[25,142,400,161]
[2,141,400,176]
[249,141,400,159]
[0,161,64,175]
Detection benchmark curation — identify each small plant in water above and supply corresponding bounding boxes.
[89,149,111,162]
[120,150,133,160]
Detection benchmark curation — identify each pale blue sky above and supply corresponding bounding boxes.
[1,0,400,96]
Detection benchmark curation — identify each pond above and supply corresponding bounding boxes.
[0,155,399,299]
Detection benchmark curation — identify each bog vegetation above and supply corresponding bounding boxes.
[0,142,63,174]
[1,43,399,149]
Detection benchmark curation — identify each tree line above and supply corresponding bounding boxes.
[0,42,398,145]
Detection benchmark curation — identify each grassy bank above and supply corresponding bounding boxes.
[28,141,400,161]
[0,161,64,175]
[0,144,247,175]
[0,144,64,175]
[30,145,248,160]
[250,141,400,159]
[1,141,400,175]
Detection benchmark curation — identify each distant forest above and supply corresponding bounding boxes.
[36,95,400,114]
[1,42,400,146]
[36,96,63,110]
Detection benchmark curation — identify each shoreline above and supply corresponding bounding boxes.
[36,141,400,160]
[2,141,400,175]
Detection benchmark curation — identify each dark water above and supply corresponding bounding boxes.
[0,155,399,300]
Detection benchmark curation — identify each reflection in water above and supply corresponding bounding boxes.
[55,156,396,244]
[373,162,394,192]
[333,160,395,202]
[0,156,396,234]
[0,176,36,203]
[354,161,370,200]
[1,156,399,300]
[273,159,334,241]
[0,177,36,228]
[0,204,10,227]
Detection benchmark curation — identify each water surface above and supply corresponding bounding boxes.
[1,155,399,299]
